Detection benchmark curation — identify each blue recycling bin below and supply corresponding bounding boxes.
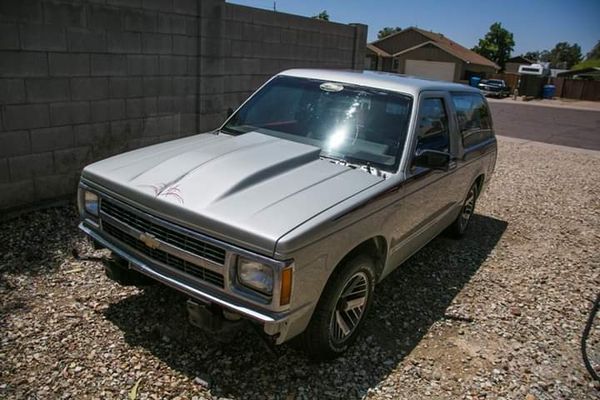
[543,84,556,99]
[470,76,481,87]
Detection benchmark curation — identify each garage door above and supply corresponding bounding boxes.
[405,60,456,81]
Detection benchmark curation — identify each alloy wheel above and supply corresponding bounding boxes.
[329,271,370,344]
[459,187,476,231]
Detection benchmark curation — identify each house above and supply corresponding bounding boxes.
[365,43,392,71]
[365,27,499,82]
[505,56,534,73]
[557,67,600,80]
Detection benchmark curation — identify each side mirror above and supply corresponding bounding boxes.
[226,107,234,117]
[413,149,451,171]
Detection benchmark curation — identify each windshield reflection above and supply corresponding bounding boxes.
[222,76,413,172]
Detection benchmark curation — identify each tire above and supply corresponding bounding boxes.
[298,254,376,360]
[447,182,478,238]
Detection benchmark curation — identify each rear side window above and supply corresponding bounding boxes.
[451,93,493,148]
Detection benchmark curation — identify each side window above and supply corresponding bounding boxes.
[415,98,449,153]
[451,93,493,148]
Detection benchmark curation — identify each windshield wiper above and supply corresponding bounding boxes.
[320,154,367,169]
[321,153,368,167]
[320,154,349,165]
[320,154,383,176]
[219,126,240,135]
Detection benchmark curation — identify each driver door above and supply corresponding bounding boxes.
[387,91,460,266]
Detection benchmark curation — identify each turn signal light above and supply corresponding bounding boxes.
[280,267,293,306]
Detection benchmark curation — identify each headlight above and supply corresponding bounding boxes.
[83,191,99,216]
[237,257,273,295]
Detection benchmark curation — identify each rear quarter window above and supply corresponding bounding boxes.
[451,93,494,148]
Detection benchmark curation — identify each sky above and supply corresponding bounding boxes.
[228,0,600,56]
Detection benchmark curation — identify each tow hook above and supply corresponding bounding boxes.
[186,299,245,341]
[186,299,281,355]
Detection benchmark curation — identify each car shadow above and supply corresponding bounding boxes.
[104,214,507,399]
[0,206,83,278]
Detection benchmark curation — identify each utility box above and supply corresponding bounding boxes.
[519,75,546,98]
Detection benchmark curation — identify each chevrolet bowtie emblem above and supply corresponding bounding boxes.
[139,232,160,249]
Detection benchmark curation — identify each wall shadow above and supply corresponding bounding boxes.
[0,205,86,335]
[0,205,85,295]
[104,214,507,399]
[0,205,83,277]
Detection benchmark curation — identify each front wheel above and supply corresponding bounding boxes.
[447,182,478,238]
[298,254,376,360]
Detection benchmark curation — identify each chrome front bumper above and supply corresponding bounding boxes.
[79,221,296,343]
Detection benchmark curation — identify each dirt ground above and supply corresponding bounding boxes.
[1,138,599,399]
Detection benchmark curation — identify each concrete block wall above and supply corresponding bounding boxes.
[0,0,366,213]
[221,3,367,110]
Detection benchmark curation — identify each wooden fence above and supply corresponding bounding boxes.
[489,73,600,101]
[550,78,600,101]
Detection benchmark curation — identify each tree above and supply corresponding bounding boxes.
[572,58,600,70]
[538,50,551,63]
[312,10,329,21]
[522,51,540,62]
[521,50,551,63]
[472,22,515,71]
[546,42,582,69]
[585,40,600,60]
[377,27,402,39]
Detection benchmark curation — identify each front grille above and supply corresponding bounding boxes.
[103,222,225,288]
[101,199,226,265]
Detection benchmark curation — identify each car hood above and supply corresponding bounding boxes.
[82,131,384,256]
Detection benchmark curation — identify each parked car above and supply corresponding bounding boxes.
[78,70,497,359]
[478,79,510,97]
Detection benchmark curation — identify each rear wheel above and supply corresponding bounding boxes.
[447,182,478,238]
[299,254,376,360]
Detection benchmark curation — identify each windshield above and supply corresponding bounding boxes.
[222,75,413,172]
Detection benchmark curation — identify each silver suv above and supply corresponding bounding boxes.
[78,69,497,359]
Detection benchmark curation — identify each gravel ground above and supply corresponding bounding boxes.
[1,138,599,399]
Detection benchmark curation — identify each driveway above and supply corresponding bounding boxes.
[1,138,599,399]
[489,100,600,151]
